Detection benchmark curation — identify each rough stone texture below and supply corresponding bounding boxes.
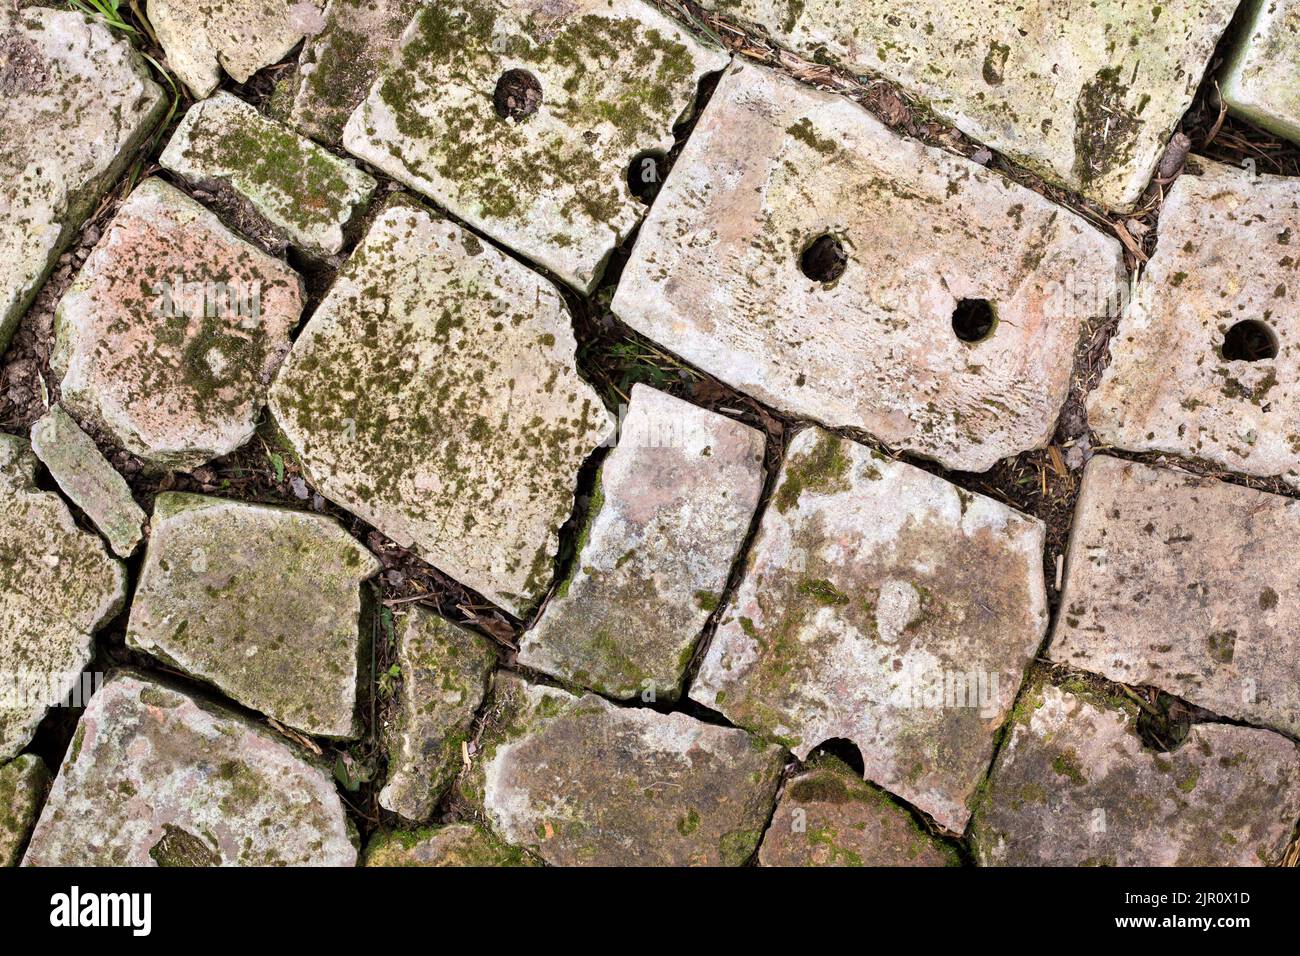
[342,0,729,293]
[0,754,49,867]
[0,435,126,762]
[0,7,164,352]
[971,679,1300,866]
[1088,160,1300,482]
[30,405,145,558]
[1049,456,1300,739]
[149,0,327,98]
[363,823,538,866]
[467,673,785,866]
[697,0,1237,211]
[270,198,613,615]
[758,757,957,867]
[613,61,1124,472]
[53,178,304,471]
[691,427,1048,833]
[23,671,357,866]
[126,493,380,739]
[161,92,376,256]
[1222,0,1300,145]
[518,385,765,699]
[291,0,424,145]
[379,607,495,821]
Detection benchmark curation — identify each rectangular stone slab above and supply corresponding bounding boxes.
[695,0,1238,210]
[1050,455,1300,738]
[1221,0,1300,145]
[614,59,1125,472]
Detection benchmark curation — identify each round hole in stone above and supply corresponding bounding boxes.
[806,737,865,776]
[952,298,997,343]
[493,69,542,122]
[800,234,847,283]
[627,150,666,204]
[1221,319,1278,362]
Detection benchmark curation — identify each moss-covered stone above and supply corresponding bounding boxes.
[0,754,50,867]
[363,822,539,866]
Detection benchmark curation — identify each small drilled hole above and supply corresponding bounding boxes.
[627,151,665,204]
[493,69,542,122]
[1222,319,1278,362]
[952,298,996,343]
[800,234,846,283]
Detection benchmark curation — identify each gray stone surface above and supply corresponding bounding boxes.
[0,6,164,352]
[342,0,729,292]
[0,435,126,762]
[23,671,357,866]
[53,178,304,471]
[270,197,613,615]
[126,493,381,739]
[161,92,376,256]
[363,823,538,866]
[691,427,1048,833]
[1088,160,1300,483]
[1221,0,1300,145]
[467,673,785,866]
[1050,455,1300,738]
[696,0,1238,210]
[518,385,765,699]
[379,607,495,821]
[0,754,49,867]
[613,60,1125,472]
[30,405,145,558]
[971,679,1300,866]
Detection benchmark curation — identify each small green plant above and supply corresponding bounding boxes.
[68,0,184,132]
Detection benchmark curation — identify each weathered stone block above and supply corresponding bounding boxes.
[1221,0,1300,145]
[690,427,1048,832]
[363,823,538,866]
[0,754,49,867]
[613,60,1124,472]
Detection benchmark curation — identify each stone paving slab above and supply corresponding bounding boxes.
[971,679,1300,866]
[696,0,1237,211]
[363,823,539,866]
[690,427,1048,833]
[150,0,326,99]
[290,0,424,145]
[379,607,495,821]
[466,673,785,866]
[161,92,377,256]
[269,197,614,616]
[0,434,126,762]
[0,754,49,867]
[613,60,1125,472]
[1049,456,1300,738]
[126,493,381,739]
[758,756,958,867]
[0,6,164,352]
[1222,0,1300,145]
[342,0,729,293]
[22,671,357,866]
[30,405,145,558]
[1088,160,1300,483]
[53,177,304,471]
[517,385,765,699]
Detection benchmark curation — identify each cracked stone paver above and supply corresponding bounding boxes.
[161,92,377,256]
[364,823,539,866]
[379,607,495,822]
[150,0,326,99]
[613,60,1125,472]
[695,0,1238,210]
[22,671,357,866]
[126,493,381,739]
[52,177,304,471]
[0,6,164,352]
[0,435,126,762]
[1088,160,1300,483]
[758,757,958,867]
[971,679,1300,866]
[269,197,614,616]
[1049,455,1300,738]
[0,754,49,867]
[30,405,146,558]
[465,673,785,866]
[342,0,729,292]
[1222,0,1300,145]
[517,384,765,700]
[690,427,1048,833]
